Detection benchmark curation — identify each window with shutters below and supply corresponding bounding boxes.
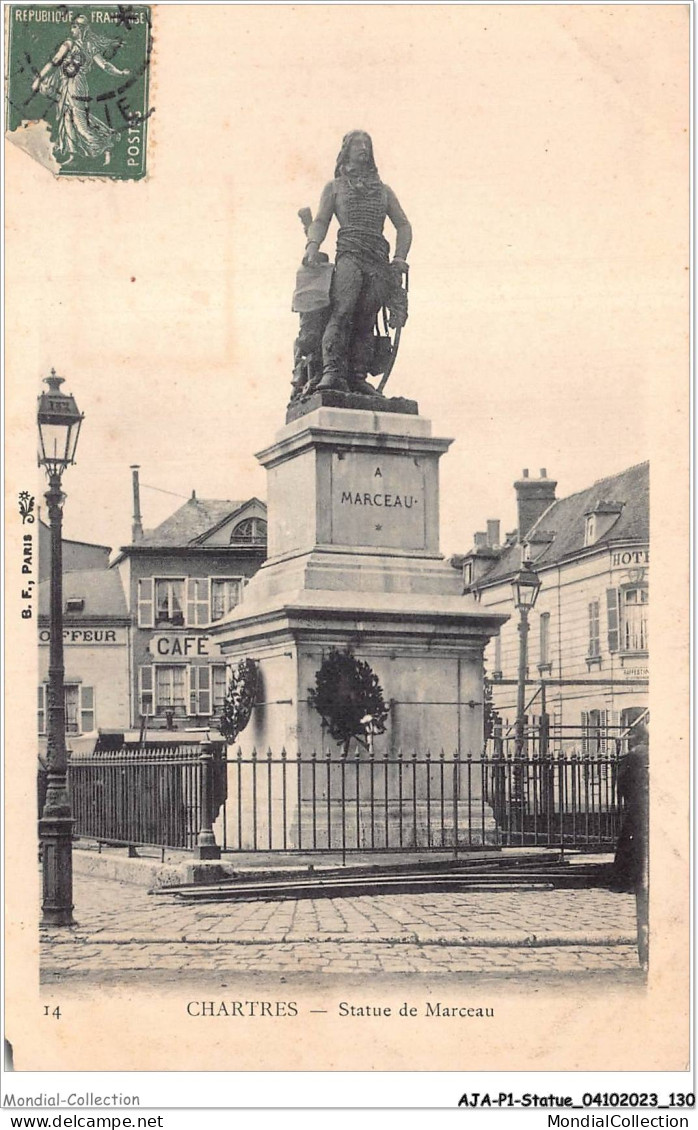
[211,578,243,622]
[581,708,607,755]
[189,665,212,715]
[186,578,210,626]
[621,586,648,652]
[154,578,185,627]
[155,665,187,715]
[80,686,95,732]
[64,684,81,734]
[606,588,620,652]
[212,664,228,713]
[38,684,95,735]
[138,665,154,717]
[137,577,154,628]
[587,601,601,658]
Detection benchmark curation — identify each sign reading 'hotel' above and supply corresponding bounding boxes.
[331,452,427,550]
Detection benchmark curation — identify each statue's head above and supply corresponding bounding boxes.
[335,131,377,177]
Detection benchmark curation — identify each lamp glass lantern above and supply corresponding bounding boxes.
[511,561,542,611]
[37,370,83,478]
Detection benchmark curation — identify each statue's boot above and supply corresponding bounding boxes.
[316,370,351,393]
[351,376,384,397]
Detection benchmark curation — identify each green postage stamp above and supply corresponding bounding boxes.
[6,4,152,179]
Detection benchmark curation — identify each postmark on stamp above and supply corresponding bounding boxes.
[6,4,152,179]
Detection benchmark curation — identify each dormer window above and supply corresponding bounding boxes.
[230,517,267,546]
[584,501,623,546]
[463,560,473,588]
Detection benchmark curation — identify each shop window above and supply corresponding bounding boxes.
[230,517,267,546]
[38,684,95,735]
[211,578,243,622]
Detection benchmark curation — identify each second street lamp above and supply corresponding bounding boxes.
[511,559,542,762]
[37,369,84,927]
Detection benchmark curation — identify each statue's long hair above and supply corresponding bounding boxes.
[71,14,123,57]
[334,131,379,179]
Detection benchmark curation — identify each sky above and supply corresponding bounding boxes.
[6,3,687,557]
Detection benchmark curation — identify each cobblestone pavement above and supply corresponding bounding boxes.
[41,874,642,984]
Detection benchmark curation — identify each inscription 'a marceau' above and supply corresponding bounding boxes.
[341,490,417,509]
[339,464,419,510]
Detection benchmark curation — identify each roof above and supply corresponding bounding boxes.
[138,499,247,547]
[474,461,649,587]
[39,568,129,619]
[39,519,112,580]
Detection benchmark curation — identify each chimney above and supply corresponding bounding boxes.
[130,465,144,543]
[473,531,488,549]
[514,468,557,541]
[486,519,500,549]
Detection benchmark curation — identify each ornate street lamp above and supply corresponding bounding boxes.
[37,369,84,926]
[511,559,542,761]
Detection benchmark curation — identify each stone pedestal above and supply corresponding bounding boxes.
[212,408,507,850]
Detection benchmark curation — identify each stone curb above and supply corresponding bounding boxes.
[41,931,636,949]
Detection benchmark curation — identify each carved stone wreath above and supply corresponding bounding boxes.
[219,658,260,743]
[308,648,389,753]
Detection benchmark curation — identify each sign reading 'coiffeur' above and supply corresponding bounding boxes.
[39,627,126,645]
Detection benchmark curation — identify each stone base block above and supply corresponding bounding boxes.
[286,389,419,423]
[292,799,498,852]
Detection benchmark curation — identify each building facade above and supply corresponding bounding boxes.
[459,462,649,751]
[38,522,131,747]
[112,483,267,729]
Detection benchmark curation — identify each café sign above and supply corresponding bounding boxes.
[149,633,212,660]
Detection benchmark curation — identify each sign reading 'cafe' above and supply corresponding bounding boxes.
[148,633,212,660]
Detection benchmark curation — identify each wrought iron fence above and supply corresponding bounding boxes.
[219,748,621,854]
[68,746,622,854]
[69,745,206,850]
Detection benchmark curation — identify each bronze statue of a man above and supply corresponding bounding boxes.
[302,130,412,395]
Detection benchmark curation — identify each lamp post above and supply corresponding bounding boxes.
[511,559,542,760]
[37,369,84,926]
